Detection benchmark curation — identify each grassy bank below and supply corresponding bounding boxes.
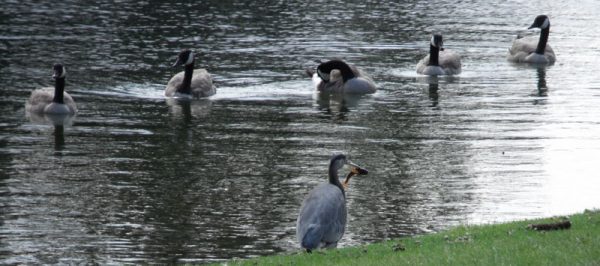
[220,209,600,265]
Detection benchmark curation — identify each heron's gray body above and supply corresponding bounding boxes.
[296,183,347,250]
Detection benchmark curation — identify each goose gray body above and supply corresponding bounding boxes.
[296,154,368,252]
[26,64,77,115]
[165,69,215,98]
[416,50,462,75]
[165,49,216,98]
[26,87,77,114]
[416,34,462,75]
[508,15,556,64]
[508,36,556,64]
[309,60,376,94]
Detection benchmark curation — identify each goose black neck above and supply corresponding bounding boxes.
[535,27,549,55]
[328,165,345,196]
[321,60,356,82]
[428,44,440,66]
[52,77,65,104]
[178,61,195,94]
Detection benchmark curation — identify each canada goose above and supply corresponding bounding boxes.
[508,15,556,64]
[296,154,368,252]
[307,60,376,94]
[416,34,462,75]
[165,49,216,98]
[26,64,77,115]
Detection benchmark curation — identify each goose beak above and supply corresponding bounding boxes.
[317,68,330,83]
[527,22,538,29]
[172,57,183,67]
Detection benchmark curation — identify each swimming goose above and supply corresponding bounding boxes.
[307,60,376,94]
[165,49,216,98]
[508,15,556,64]
[26,64,77,115]
[416,34,462,75]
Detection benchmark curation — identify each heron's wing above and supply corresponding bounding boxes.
[297,183,346,248]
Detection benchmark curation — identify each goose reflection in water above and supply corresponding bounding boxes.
[26,112,75,151]
[428,83,440,107]
[536,67,548,96]
[165,97,213,122]
[314,93,368,121]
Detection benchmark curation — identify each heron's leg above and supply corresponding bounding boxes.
[323,242,338,248]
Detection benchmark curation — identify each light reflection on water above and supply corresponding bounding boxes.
[1,0,600,264]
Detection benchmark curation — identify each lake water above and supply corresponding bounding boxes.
[1,0,600,264]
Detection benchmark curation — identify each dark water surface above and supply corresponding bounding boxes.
[2,0,600,264]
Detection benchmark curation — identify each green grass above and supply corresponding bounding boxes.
[218,209,600,265]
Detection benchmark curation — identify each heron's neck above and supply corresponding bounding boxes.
[428,44,440,66]
[329,166,345,196]
[536,27,549,55]
[178,61,194,94]
[53,77,65,104]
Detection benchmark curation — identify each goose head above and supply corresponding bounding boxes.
[316,60,355,83]
[52,64,66,79]
[172,49,195,67]
[528,15,550,30]
[431,34,444,51]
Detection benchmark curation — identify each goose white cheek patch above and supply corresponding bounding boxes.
[541,18,550,29]
[60,66,66,78]
[185,52,195,65]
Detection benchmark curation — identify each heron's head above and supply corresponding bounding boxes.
[329,154,368,188]
[52,64,66,79]
[528,15,550,30]
[172,49,195,67]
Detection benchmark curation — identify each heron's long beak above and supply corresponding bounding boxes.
[348,162,368,175]
[343,162,368,189]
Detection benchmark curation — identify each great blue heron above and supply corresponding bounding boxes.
[296,154,368,252]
